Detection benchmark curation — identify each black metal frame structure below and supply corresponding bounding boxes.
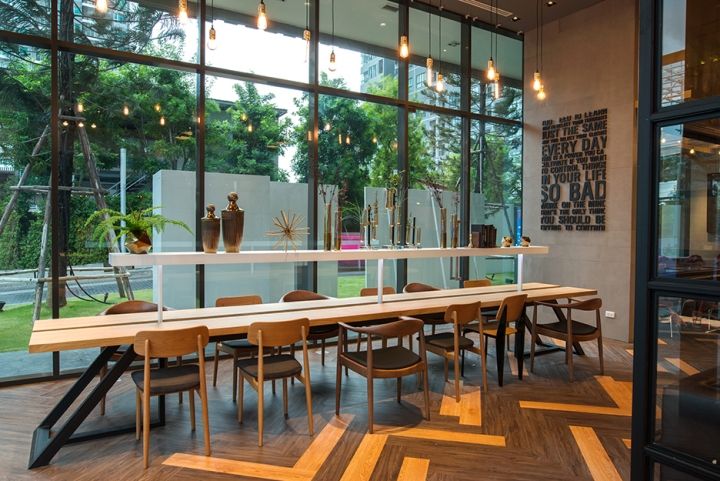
[632,0,720,479]
[0,0,523,387]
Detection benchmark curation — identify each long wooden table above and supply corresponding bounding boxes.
[27,283,596,468]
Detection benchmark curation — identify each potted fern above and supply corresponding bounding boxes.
[85,207,192,254]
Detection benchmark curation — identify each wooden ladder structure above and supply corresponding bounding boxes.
[0,114,134,322]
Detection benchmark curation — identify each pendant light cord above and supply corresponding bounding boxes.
[438,1,442,65]
[539,0,544,74]
[210,0,214,23]
[305,0,309,30]
[428,3,431,58]
[331,0,335,46]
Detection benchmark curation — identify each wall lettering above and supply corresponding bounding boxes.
[540,108,608,232]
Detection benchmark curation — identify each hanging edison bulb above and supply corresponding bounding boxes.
[91,123,97,129]
[241,112,247,121]
[208,24,217,50]
[494,76,501,100]
[178,0,188,24]
[76,102,84,113]
[160,116,166,126]
[247,123,254,132]
[399,35,409,58]
[372,135,377,144]
[122,104,130,116]
[95,0,108,13]
[435,72,445,93]
[487,58,496,81]
[532,71,542,92]
[303,29,311,62]
[307,130,313,141]
[257,0,268,30]
[345,134,351,145]
[537,84,546,100]
[338,133,342,145]
[329,49,337,72]
[154,103,161,112]
[324,122,331,131]
[425,57,434,87]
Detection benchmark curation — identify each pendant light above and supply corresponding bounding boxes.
[486,0,496,80]
[435,8,445,93]
[303,0,311,62]
[425,5,433,87]
[329,0,337,71]
[95,0,107,13]
[257,0,268,30]
[536,0,547,100]
[532,0,542,91]
[493,0,501,99]
[160,115,166,126]
[178,0,188,24]
[399,35,409,58]
[208,0,217,50]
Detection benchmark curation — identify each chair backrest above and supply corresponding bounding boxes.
[133,326,210,358]
[280,290,329,303]
[463,279,491,288]
[247,318,310,347]
[100,300,166,315]
[566,297,602,312]
[444,302,482,326]
[215,295,263,307]
[360,286,396,297]
[403,282,439,293]
[496,294,528,323]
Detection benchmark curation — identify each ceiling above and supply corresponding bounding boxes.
[438,0,606,34]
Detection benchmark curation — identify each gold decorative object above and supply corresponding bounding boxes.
[323,203,332,251]
[201,204,221,253]
[221,192,244,253]
[521,235,532,247]
[440,207,447,248]
[333,208,342,250]
[266,210,309,251]
[501,236,513,248]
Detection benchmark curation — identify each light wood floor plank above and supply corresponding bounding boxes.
[459,389,482,426]
[595,376,632,410]
[622,439,631,449]
[665,358,700,376]
[397,457,430,481]
[339,434,388,481]
[163,453,313,481]
[519,401,630,416]
[375,426,505,447]
[293,416,351,471]
[570,426,623,481]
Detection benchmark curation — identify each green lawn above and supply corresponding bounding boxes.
[0,289,152,353]
[337,274,365,298]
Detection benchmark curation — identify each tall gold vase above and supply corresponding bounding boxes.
[440,207,447,248]
[323,203,332,251]
[334,208,342,250]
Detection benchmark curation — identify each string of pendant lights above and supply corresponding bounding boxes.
[486,0,501,100]
[329,0,337,71]
[425,5,433,87]
[207,0,216,49]
[435,3,445,93]
[534,0,547,100]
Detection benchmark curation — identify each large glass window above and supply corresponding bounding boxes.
[657,119,720,281]
[0,0,50,37]
[660,0,720,107]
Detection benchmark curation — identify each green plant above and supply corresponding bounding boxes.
[84,206,192,245]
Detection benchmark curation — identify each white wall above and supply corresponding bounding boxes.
[523,0,637,341]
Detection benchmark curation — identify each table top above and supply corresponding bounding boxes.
[28,283,597,353]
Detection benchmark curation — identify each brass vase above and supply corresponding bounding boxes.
[333,208,342,250]
[451,213,459,248]
[323,203,332,251]
[440,207,447,248]
[221,192,244,253]
[126,230,152,254]
[201,204,220,253]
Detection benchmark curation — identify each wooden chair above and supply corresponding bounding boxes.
[280,290,337,366]
[425,302,488,400]
[463,293,527,384]
[132,326,210,469]
[530,297,604,382]
[403,282,445,335]
[98,300,175,415]
[336,317,430,433]
[212,295,263,402]
[237,318,313,447]
[358,287,398,350]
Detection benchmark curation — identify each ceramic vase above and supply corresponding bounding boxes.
[221,192,244,253]
[201,204,220,253]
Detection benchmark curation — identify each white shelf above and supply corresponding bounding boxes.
[109,246,549,267]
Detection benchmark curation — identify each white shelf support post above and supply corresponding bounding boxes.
[517,253,524,292]
[377,257,384,304]
[156,264,163,326]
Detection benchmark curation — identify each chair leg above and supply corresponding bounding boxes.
[396,377,402,403]
[282,378,289,418]
[454,353,461,402]
[321,338,326,366]
[189,388,196,432]
[432,324,436,335]
[258,380,265,447]
[237,377,244,423]
[200,381,211,456]
[529,330,537,374]
[335,358,342,415]
[422,367,431,420]
[100,363,108,416]
[367,375,374,434]
[461,349,466,377]
[598,336,605,375]
[304,374,314,436]
[212,344,220,387]
[479,335,488,392]
[135,388,141,440]
[232,354,238,403]
[567,340,575,382]
[142,388,151,469]
[177,356,183,404]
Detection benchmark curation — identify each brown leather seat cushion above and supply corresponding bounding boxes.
[425,332,474,350]
[236,354,302,380]
[538,319,597,336]
[345,346,421,370]
[131,364,200,395]
[417,312,445,325]
[309,325,339,335]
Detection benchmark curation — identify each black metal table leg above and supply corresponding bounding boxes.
[521,300,585,358]
[515,311,527,380]
[495,310,507,387]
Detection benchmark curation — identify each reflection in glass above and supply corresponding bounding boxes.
[655,296,720,474]
[661,0,720,106]
[657,120,720,281]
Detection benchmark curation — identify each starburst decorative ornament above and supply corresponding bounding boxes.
[266,210,309,251]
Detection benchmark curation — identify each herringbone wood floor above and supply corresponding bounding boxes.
[0,336,635,481]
